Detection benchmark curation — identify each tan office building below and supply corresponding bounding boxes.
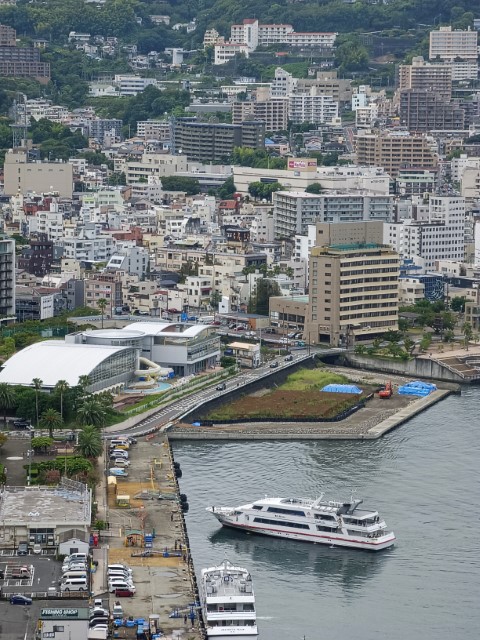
[398,56,452,99]
[232,98,289,131]
[3,150,73,197]
[304,224,399,346]
[355,131,437,178]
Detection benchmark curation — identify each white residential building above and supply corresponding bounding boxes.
[62,224,116,263]
[249,208,274,243]
[271,67,298,97]
[384,196,465,270]
[461,158,480,199]
[227,19,336,51]
[214,43,249,65]
[289,89,338,125]
[273,190,394,238]
[429,26,478,61]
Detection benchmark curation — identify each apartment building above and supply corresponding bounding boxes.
[273,190,393,238]
[0,27,50,82]
[228,19,336,51]
[214,42,249,65]
[399,90,465,132]
[84,272,123,312]
[232,98,289,131]
[398,57,452,99]
[0,236,15,317]
[173,119,265,162]
[429,26,478,60]
[304,227,399,346]
[136,120,171,140]
[125,153,188,184]
[461,161,480,200]
[88,118,122,142]
[289,89,338,125]
[355,131,437,177]
[396,168,438,196]
[0,24,15,46]
[384,196,465,270]
[429,26,479,80]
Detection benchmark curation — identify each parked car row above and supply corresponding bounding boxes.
[89,598,110,632]
[108,563,136,596]
[107,435,137,478]
[59,552,89,592]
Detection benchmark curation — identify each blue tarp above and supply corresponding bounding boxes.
[398,381,437,396]
[321,384,363,394]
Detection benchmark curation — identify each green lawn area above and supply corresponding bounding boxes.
[279,367,349,391]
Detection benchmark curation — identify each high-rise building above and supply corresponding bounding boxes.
[0,236,15,317]
[304,223,399,346]
[272,191,393,238]
[399,90,465,132]
[429,26,478,61]
[289,89,338,125]
[232,98,289,131]
[173,119,264,162]
[384,196,465,270]
[429,26,479,80]
[398,57,452,99]
[355,131,437,177]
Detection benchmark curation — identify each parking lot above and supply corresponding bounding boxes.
[0,599,86,640]
[0,556,63,594]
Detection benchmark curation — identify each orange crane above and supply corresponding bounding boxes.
[378,381,393,399]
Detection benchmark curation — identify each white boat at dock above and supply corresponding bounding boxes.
[207,494,395,551]
[200,558,258,639]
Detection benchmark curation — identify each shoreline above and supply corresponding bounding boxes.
[168,365,457,441]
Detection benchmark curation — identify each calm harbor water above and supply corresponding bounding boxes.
[174,388,480,640]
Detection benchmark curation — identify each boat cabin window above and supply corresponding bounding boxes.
[316,525,338,532]
[267,507,306,517]
[314,513,336,520]
[254,517,310,530]
[252,505,263,510]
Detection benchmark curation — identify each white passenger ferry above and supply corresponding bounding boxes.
[201,558,258,639]
[207,494,395,551]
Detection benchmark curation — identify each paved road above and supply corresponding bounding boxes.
[106,349,343,439]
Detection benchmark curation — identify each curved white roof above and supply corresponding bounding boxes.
[122,322,211,338]
[0,341,130,388]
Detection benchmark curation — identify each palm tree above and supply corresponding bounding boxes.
[54,380,69,421]
[78,375,91,397]
[32,378,43,427]
[97,298,108,329]
[76,424,103,458]
[0,383,16,426]
[39,408,63,439]
[77,397,108,428]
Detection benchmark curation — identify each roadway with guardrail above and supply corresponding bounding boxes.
[105,349,344,439]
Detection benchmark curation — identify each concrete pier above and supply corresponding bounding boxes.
[92,436,204,639]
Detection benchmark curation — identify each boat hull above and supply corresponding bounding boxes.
[213,513,395,551]
[206,630,258,640]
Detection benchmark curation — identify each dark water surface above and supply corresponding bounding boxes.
[174,388,480,639]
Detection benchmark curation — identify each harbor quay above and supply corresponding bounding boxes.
[168,366,458,441]
[91,437,204,640]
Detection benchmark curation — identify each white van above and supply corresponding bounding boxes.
[61,578,88,591]
[108,580,135,593]
[107,570,131,580]
[64,553,88,563]
[61,571,87,581]
[199,316,214,324]
[107,564,132,575]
